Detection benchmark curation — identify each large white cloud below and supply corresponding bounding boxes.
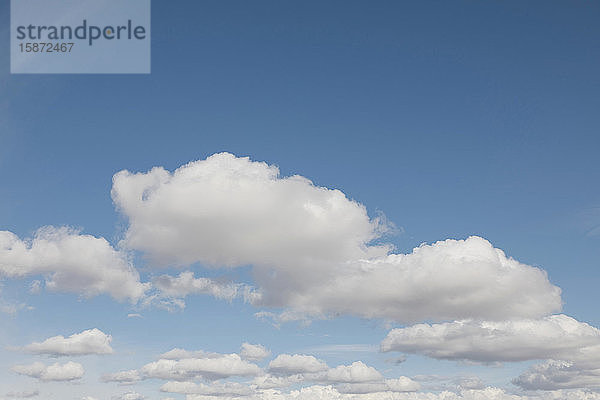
[22,328,113,356]
[111,153,561,322]
[381,315,600,363]
[11,361,84,381]
[0,227,148,302]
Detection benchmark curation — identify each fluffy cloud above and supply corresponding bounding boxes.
[159,348,214,360]
[111,153,561,322]
[101,369,141,384]
[140,353,262,381]
[268,354,329,375]
[0,227,148,302]
[22,328,113,356]
[252,374,305,389]
[111,153,388,269]
[514,360,600,390]
[381,315,600,363]
[325,362,383,383]
[11,361,84,381]
[240,343,271,361]
[183,386,600,400]
[380,314,600,391]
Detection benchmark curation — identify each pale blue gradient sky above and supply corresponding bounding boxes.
[0,1,599,399]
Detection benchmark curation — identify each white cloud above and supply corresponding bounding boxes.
[381,315,600,363]
[183,385,600,400]
[22,328,113,356]
[11,361,84,381]
[101,369,141,384]
[324,361,383,383]
[159,348,212,360]
[140,353,262,381]
[111,153,388,269]
[0,227,148,302]
[111,153,561,322]
[240,343,271,361]
[251,374,305,389]
[514,360,600,390]
[268,354,328,375]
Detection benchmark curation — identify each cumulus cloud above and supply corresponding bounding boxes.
[140,353,262,381]
[514,360,600,390]
[268,354,328,375]
[240,343,271,361]
[0,227,148,302]
[22,328,113,356]
[101,369,141,384]
[111,153,561,322]
[251,374,305,389]
[11,361,84,381]
[183,385,600,400]
[381,314,600,390]
[325,361,383,383]
[381,315,600,363]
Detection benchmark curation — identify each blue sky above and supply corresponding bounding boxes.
[1,1,600,400]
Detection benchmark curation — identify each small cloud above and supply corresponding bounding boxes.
[29,280,42,294]
[127,313,143,318]
[5,390,39,398]
[11,361,84,382]
[21,328,113,356]
[240,343,270,361]
[385,355,407,365]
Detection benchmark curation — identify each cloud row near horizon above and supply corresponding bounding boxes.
[1,152,599,397]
